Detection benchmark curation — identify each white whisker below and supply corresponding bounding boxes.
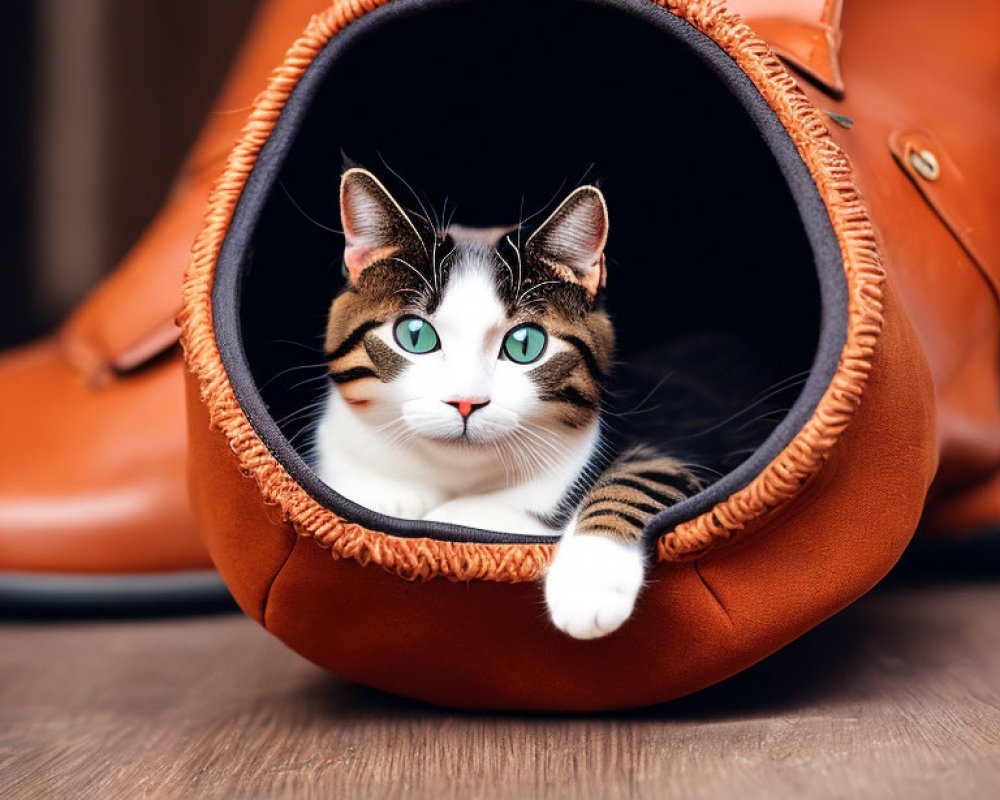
[505,234,524,296]
[517,280,560,305]
[390,257,434,293]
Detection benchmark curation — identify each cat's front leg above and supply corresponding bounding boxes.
[423,496,558,537]
[329,471,445,521]
[544,447,699,639]
[544,527,645,640]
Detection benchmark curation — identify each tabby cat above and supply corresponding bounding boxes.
[314,168,700,639]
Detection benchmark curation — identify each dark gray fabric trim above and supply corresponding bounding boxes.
[212,0,848,549]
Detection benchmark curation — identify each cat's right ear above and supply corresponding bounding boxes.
[339,168,423,283]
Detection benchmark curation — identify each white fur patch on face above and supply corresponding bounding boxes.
[375,251,568,450]
[316,175,615,543]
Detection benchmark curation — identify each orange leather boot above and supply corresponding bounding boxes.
[734,0,1000,539]
[181,0,999,710]
[0,0,332,609]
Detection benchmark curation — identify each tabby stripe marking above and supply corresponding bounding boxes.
[560,335,604,380]
[325,319,384,361]
[577,525,626,538]
[611,477,687,507]
[578,508,647,530]
[329,366,379,384]
[632,469,701,495]
[544,385,598,410]
[580,499,661,519]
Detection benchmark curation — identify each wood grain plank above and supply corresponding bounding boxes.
[1,582,998,799]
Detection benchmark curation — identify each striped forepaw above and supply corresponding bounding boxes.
[544,446,699,639]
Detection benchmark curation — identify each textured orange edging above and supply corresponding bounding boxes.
[179,0,884,583]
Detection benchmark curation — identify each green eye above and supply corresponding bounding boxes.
[502,324,547,364]
[394,316,439,354]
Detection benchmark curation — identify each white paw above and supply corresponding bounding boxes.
[545,535,644,640]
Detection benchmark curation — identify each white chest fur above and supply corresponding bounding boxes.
[315,387,600,537]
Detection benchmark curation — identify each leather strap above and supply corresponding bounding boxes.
[730,0,844,97]
[890,128,1000,306]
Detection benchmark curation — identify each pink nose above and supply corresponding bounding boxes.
[445,399,490,419]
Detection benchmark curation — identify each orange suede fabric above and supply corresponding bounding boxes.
[189,277,933,710]
[180,0,958,709]
[185,376,297,623]
[181,0,891,584]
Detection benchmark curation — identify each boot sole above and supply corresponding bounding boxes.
[0,570,235,618]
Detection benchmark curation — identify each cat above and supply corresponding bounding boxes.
[313,168,700,639]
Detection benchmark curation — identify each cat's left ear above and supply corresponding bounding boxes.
[526,185,608,295]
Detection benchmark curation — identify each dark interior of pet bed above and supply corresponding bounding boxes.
[213,0,847,546]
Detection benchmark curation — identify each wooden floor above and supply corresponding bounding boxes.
[2,548,999,799]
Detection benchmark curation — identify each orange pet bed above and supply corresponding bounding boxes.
[180,0,1000,710]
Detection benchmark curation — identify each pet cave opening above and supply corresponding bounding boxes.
[213,0,846,545]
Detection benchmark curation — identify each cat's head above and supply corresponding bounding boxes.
[324,168,614,453]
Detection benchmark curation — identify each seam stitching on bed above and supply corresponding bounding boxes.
[260,523,300,629]
[693,560,735,631]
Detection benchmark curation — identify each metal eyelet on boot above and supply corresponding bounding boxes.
[909,147,940,181]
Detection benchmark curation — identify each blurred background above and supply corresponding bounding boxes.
[0,0,259,350]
